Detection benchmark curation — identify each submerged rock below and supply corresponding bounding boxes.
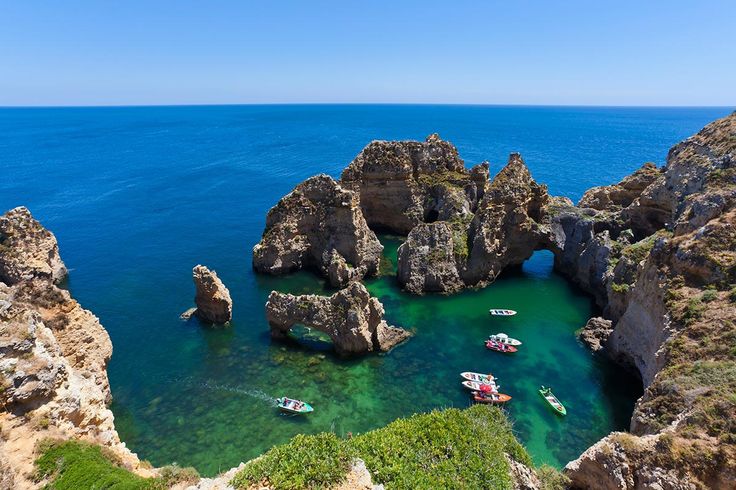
[253,175,383,288]
[0,206,67,285]
[265,282,411,356]
[193,265,232,324]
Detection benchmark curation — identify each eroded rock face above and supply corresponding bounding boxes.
[577,317,613,352]
[252,175,383,288]
[578,162,661,211]
[565,432,696,490]
[0,207,148,488]
[265,282,411,356]
[463,153,549,287]
[0,206,67,285]
[340,134,487,234]
[397,222,465,294]
[624,112,736,236]
[193,265,232,324]
[562,112,736,488]
[395,153,551,292]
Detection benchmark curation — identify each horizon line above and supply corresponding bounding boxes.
[0,102,734,110]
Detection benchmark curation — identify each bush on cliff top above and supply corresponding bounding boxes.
[35,439,157,489]
[34,440,199,490]
[231,405,531,490]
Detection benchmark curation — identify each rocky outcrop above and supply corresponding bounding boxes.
[462,153,549,287]
[192,265,232,324]
[0,207,148,488]
[265,282,410,356]
[395,153,551,293]
[564,112,736,488]
[577,317,613,352]
[397,222,465,294]
[252,175,383,288]
[624,112,736,236]
[0,206,67,285]
[340,134,488,234]
[578,162,661,211]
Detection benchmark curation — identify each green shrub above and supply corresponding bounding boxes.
[232,405,531,490]
[701,289,718,302]
[35,440,158,489]
[231,432,353,490]
[729,287,736,303]
[611,282,630,294]
[158,463,200,487]
[682,298,706,325]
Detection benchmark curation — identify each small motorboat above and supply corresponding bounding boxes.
[489,309,517,316]
[460,372,496,384]
[539,386,566,416]
[488,333,522,346]
[472,391,512,404]
[462,380,498,392]
[485,339,518,353]
[276,397,314,415]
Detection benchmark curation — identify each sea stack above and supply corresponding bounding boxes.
[193,265,232,324]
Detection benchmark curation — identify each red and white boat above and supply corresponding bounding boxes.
[485,339,518,353]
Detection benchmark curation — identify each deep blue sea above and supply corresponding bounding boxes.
[1,105,732,475]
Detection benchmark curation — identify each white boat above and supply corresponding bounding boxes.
[460,372,496,384]
[488,333,522,346]
[489,309,517,316]
[461,380,499,392]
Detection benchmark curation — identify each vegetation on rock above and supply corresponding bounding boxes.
[231,405,532,490]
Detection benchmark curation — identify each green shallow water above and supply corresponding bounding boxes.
[114,236,641,475]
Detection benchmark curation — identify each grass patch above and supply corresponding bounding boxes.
[232,405,531,490]
[35,440,158,489]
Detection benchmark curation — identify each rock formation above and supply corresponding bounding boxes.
[561,112,736,488]
[265,282,411,356]
[0,206,67,285]
[396,153,551,293]
[192,265,232,324]
[252,174,383,288]
[0,207,148,488]
[340,133,488,234]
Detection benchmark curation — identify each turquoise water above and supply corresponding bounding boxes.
[0,105,732,475]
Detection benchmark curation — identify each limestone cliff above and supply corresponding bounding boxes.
[0,207,148,489]
[252,175,383,288]
[265,282,411,356]
[562,112,736,489]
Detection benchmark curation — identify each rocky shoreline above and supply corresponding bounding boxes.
[2,111,734,488]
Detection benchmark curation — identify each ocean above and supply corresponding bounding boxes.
[1,104,731,474]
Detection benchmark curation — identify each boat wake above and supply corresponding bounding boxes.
[174,376,278,406]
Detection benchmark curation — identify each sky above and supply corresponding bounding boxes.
[0,1,734,106]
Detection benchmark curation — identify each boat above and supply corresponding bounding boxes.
[460,372,496,384]
[472,392,512,404]
[462,380,498,392]
[489,309,517,316]
[276,397,314,414]
[539,386,566,416]
[488,333,522,346]
[485,339,518,353]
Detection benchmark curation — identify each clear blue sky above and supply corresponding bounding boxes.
[1,1,734,106]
